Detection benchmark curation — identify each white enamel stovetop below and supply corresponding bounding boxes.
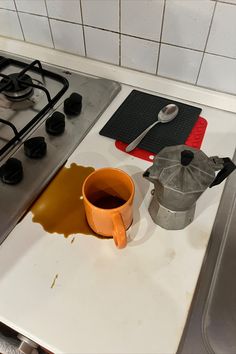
[0,39,235,354]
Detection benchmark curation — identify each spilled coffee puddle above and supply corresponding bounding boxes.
[31,163,100,237]
[51,274,58,289]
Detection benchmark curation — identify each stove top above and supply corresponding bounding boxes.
[0,53,121,244]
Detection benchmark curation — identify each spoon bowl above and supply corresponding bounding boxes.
[158,104,179,123]
[125,103,179,153]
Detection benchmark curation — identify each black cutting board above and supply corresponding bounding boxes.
[99,90,202,154]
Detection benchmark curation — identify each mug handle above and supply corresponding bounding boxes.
[112,212,127,249]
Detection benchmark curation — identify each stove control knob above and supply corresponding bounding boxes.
[46,111,65,135]
[0,157,23,184]
[24,136,47,159]
[64,92,82,116]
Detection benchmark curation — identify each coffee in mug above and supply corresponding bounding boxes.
[82,168,135,248]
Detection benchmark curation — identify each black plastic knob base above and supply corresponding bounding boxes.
[64,92,82,116]
[0,158,23,185]
[46,112,65,136]
[24,137,47,159]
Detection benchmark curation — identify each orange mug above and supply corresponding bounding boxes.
[82,168,135,249]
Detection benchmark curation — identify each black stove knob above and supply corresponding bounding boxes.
[0,157,23,184]
[46,112,65,135]
[24,136,47,159]
[64,92,82,116]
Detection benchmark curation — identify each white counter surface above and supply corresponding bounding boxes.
[0,39,236,354]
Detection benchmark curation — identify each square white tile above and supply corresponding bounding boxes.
[197,53,236,94]
[0,0,15,10]
[158,44,203,84]
[0,9,23,40]
[206,2,236,58]
[81,0,119,31]
[15,0,47,15]
[121,0,164,41]
[84,27,119,65]
[46,0,81,23]
[50,19,85,56]
[121,35,159,74]
[163,0,215,50]
[19,12,53,47]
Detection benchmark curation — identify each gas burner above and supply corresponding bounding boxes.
[0,81,45,111]
[0,73,33,101]
[0,58,69,158]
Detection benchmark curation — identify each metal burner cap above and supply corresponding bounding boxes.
[0,73,33,101]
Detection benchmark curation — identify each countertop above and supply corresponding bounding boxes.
[0,39,236,354]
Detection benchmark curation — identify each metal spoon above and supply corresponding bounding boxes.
[125,103,179,153]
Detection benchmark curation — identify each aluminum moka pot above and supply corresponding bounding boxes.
[143,145,236,230]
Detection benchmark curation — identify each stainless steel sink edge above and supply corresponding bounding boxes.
[202,195,236,354]
[177,148,236,354]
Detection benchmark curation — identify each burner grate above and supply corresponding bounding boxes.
[0,57,69,157]
[0,118,20,141]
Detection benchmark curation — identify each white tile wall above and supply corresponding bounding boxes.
[121,35,159,74]
[162,0,214,50]
[1,0,236,95]
[0,0,15,10]
[0,9,23,40]
[50,19,85,56]
[82,0,119,32]
[121,0,164,41]
[19,12,53,48]
[206,2,236,58]
[198,54,236,94]
[15,0,47,16]
[158,44,203,84]
[84,27,119,65]
[46,0,82,23]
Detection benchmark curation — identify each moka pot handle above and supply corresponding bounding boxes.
[210,157,236,187]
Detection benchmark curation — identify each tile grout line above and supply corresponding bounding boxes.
[161,41,203,53]
[156,0,166,75]
[195,55,205,86]
[0,7,16,12]
[0,7,17,12]
[44,0,55,49]
[79,0,87,57]
[13,0,25,41]
[13,9,47,18]
[218,0,236,5]
[205,50,236,61]
[195,0,217,85]
[119,0,121,66]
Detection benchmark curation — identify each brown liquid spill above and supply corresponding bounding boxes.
[31,163,99,237]
[50,274,58,289]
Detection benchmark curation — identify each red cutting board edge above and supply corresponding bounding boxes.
[115,116,208,162]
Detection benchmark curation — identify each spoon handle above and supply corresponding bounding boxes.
[125,120,160,153]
